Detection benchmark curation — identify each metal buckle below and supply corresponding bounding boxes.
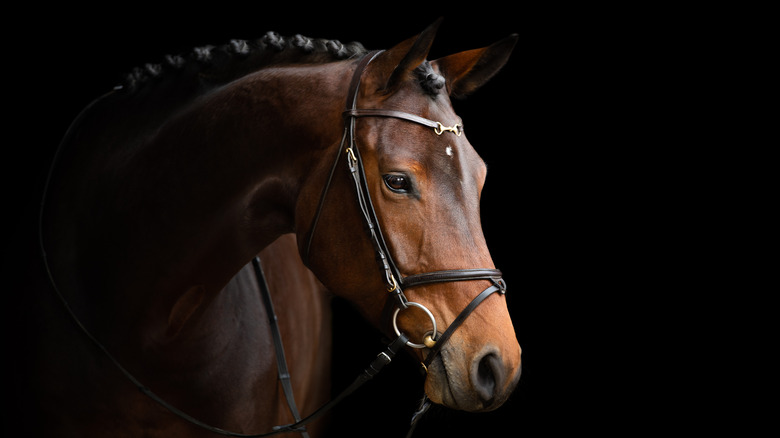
[386,273,398,292]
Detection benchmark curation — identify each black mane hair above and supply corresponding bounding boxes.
[119,32,447,98]
[119,32,367,92]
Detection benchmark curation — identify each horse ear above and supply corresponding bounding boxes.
[369,18,442,93]
[432,34,518,98]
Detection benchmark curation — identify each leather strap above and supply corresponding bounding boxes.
[344,51,385,110]
[402,269,503,289]
[345,108,462,136]
[253,258,309,438]
[422,280,506,369]
[345,109,442,130]
[406,395,432,438]
[341,51,407,299]
[271,333,409,435]
[303,50,385,268]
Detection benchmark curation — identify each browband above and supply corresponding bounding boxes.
[344,109,463,136]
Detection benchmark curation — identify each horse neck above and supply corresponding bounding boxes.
[46,61,352,343]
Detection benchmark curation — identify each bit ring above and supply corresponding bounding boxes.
[392,302,437,349]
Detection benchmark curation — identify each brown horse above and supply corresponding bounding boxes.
[29,20,520,436]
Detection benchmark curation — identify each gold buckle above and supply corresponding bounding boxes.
[346,147,357,162]
[386,274,398,292]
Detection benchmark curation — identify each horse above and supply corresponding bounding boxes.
[23,19,521,437]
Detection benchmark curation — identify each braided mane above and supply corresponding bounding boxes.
[118,32,367,92]
[118,31,447,98]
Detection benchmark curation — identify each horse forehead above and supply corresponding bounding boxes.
[377,126,478,176]
[367,86,484,180]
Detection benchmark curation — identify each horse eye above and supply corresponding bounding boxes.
[383,174,411,193]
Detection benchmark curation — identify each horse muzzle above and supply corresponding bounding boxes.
[425,342,521,412]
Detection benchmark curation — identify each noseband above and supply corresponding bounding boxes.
[305,50,507,371]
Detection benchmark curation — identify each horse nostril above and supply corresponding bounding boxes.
[473,352,503,406]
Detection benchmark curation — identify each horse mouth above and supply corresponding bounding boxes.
[425,346,473,411]
[430,348,460,409]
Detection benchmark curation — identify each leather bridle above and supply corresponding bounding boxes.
[39,50,509,438]
[305,50,507,371]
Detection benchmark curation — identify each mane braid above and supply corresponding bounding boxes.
[118,31,367,92]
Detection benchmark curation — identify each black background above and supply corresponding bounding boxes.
[4,4,731,437]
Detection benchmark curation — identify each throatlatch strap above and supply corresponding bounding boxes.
[303,49,384,268]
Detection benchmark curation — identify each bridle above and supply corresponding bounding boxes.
[38,50,509,438]
[302,51,508,432]
[305,49,507,371]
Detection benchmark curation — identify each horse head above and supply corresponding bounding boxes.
[299,21,521,412]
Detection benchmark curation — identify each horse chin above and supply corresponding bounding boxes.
[424,347,500,413]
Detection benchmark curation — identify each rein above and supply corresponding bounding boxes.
[39,50,508,437]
